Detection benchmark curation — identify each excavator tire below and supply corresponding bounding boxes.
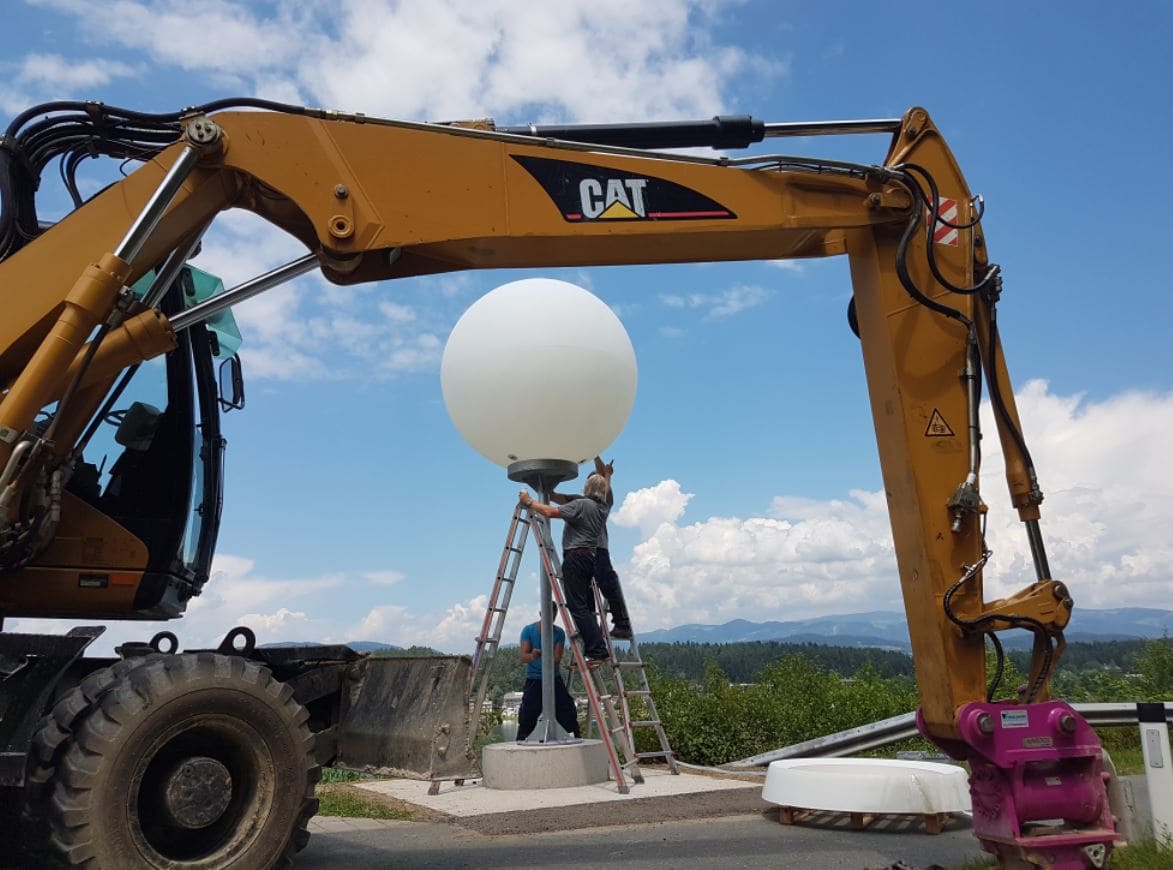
[25,654,165,821]
[14,654,165,867]
[40,652,319,869]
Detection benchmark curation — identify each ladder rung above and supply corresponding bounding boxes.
[615,661,645,668]
[488,606,507,613]
[630,720,660,728]
[624,690,651,696]
[637,750,674,759]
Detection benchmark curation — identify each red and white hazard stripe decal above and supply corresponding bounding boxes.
[933,197,959,246]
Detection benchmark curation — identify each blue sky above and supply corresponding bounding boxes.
[5,1,1172,654]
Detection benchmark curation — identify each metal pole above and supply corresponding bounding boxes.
[507,459,577,745]
[169,254,318,332]
[528,474,574,744]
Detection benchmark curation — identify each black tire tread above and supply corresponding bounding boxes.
[40,652,318,868]
[17,655,164,868]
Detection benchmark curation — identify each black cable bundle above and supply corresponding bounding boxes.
[0,97,310,263]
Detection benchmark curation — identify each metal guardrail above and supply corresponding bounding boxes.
[725,701,1173,768]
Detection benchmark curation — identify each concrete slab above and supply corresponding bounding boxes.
[353,766,758,817]
[482,738,609,789]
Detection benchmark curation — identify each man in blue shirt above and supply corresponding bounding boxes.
[516,618,581,740]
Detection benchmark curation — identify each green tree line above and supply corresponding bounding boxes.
[634,638,1172,766]
[464,637,1162,707]
[376,636,1171,767]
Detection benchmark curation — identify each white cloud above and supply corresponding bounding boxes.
[379,302,417,324]
[236,607,308,633]
[363,570,405,586]
[18,53,137,89]
[613,479,693,536]
[6,553,346,654]
[188,212,453,382]
[659,285,770,318]
[26,1,778,124]
[611,382,1173,631]
[348,604,410,641]
[298,1,769,122]
[12,0,780,386]
[0,50,137,114]
[977,380,1173,609]
[30,0,308,76]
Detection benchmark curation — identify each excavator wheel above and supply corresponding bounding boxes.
[25,654,165,821]
[16,654,166,866]
[39,652,319,869]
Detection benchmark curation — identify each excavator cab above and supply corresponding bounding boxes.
[12,268,242,620]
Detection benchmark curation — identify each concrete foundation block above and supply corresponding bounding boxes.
[482,739,610,790]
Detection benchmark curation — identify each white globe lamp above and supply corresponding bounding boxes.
[441,277,637,488]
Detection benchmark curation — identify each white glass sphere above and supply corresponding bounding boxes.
[441,278,637,468]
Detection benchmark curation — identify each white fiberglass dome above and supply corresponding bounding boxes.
[441,278,637,468]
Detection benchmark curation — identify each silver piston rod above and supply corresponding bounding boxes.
[168,254,320,333]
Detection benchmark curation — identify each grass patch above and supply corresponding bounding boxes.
[1111,836,1173,869]
[1108,747,1146,777]
[949,837,1172,870]
[319,768,376,783]
[316,783,413,820]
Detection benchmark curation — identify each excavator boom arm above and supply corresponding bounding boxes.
[0,102,1114,867]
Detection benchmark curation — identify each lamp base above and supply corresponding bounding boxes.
[507,459,578,491]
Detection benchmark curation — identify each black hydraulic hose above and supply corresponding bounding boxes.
[896,162,997,298]
[982,299,1038,481]
[0,97,317,261]
[986,631,1004,702]
[893,178,972,326]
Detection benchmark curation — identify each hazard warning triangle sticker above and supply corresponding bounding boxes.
[925,409,954,437]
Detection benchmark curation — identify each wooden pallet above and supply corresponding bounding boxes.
[776,805,955,834]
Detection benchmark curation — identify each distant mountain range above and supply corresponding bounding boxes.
[261,608,1170,655]
[261,640,398,652]
[636,607,1173,652]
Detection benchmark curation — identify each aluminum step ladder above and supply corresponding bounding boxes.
[568,575,679,778]
[467,503,531,733]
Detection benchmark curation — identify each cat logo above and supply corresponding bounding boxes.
[513,155,736,223]
[579,178,649,219]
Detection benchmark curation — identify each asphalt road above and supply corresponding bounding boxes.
[298,811,986,870]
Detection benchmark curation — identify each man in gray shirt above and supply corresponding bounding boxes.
[550,457,632,640]
[519,472,612,663]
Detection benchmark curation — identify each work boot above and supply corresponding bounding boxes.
[609,623,633,640]
[607,595,632,639]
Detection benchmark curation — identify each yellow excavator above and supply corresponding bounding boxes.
[0,98,1116,868]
